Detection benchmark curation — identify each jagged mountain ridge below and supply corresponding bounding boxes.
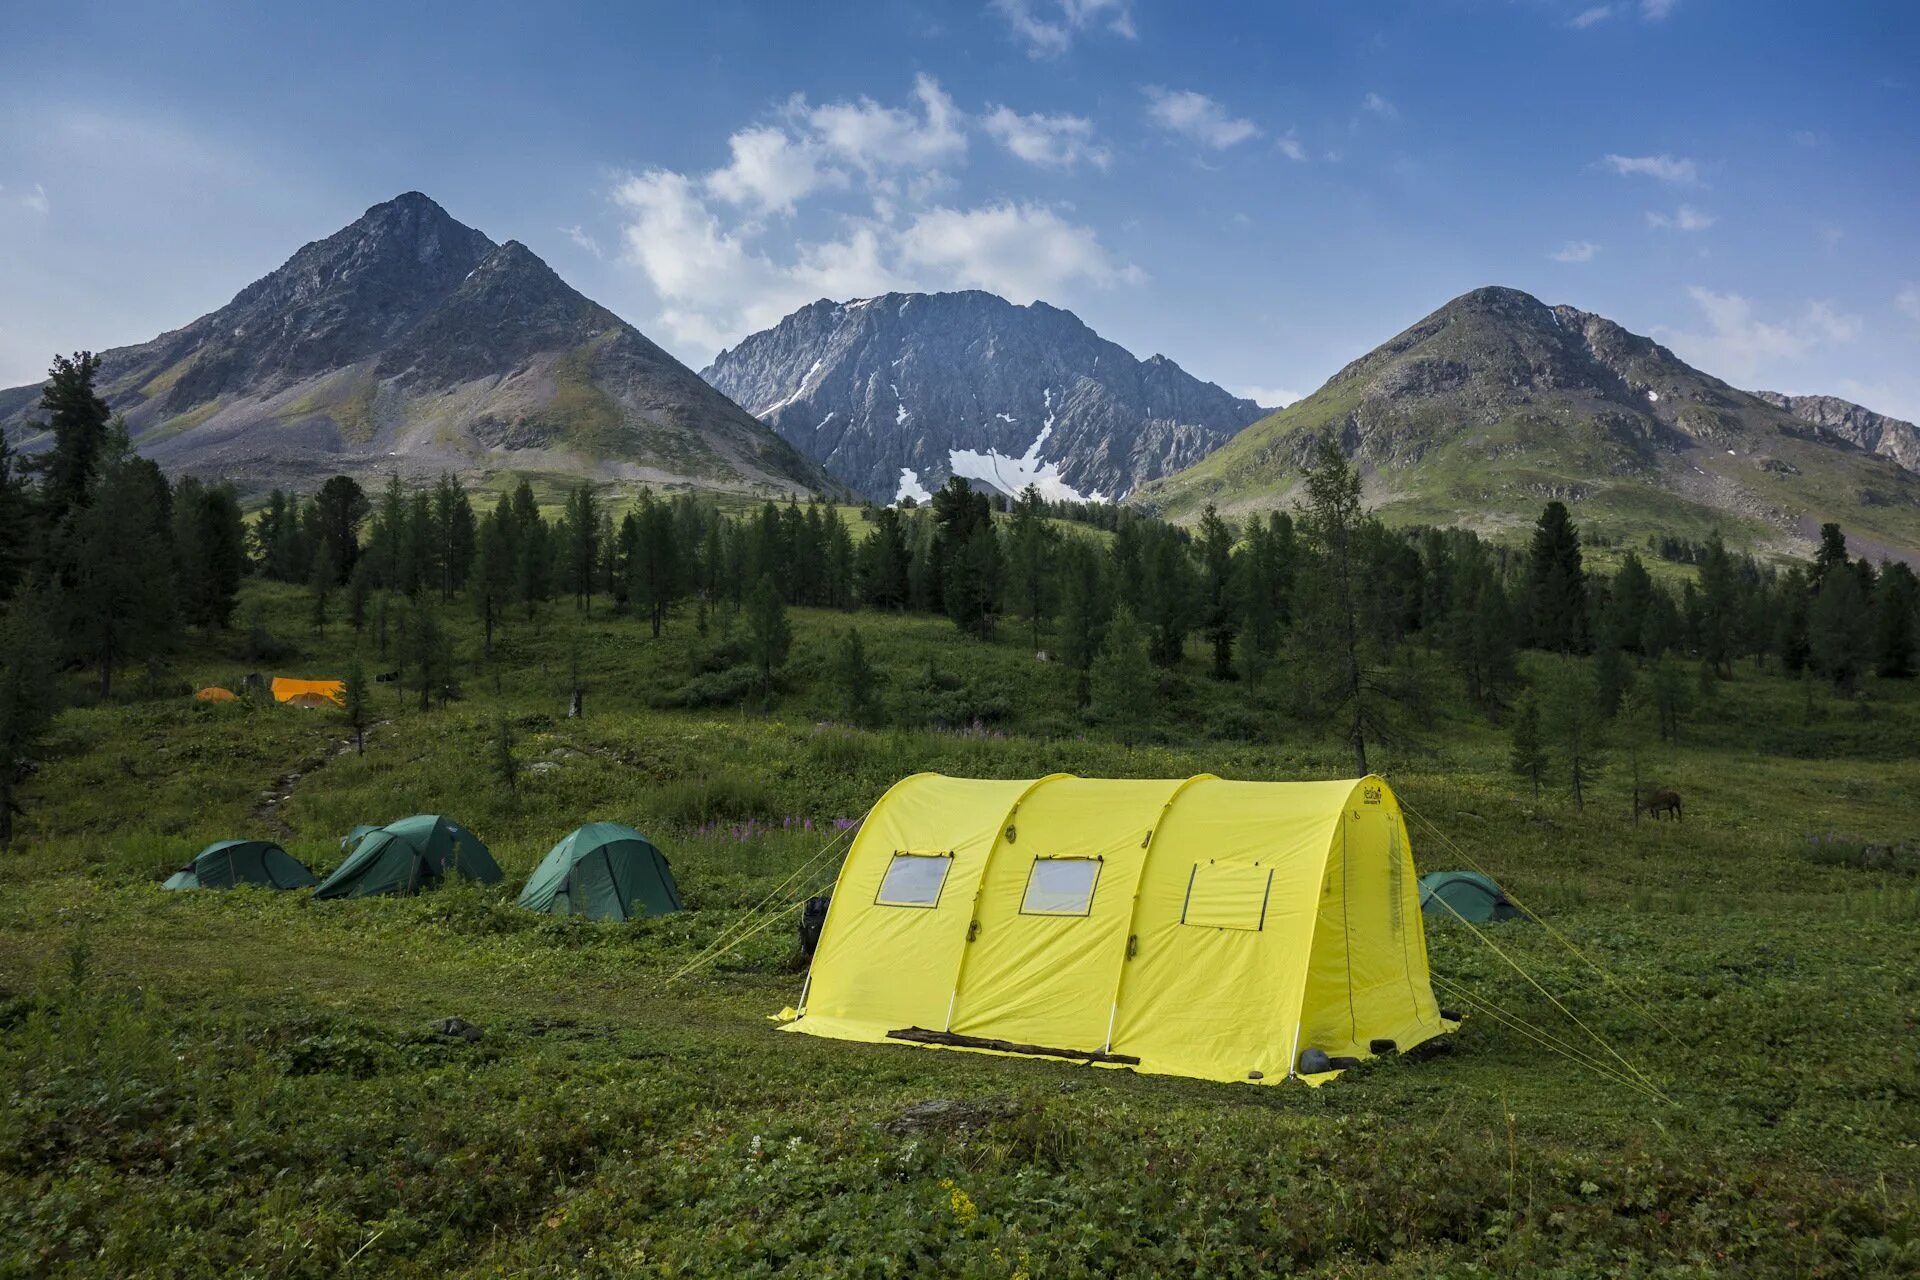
[1751,391,1920,476]
[1136,285,1920,562]
[0,193,825,496]
[701,290,1265,503]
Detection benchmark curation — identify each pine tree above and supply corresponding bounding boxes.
[346,558,373,634]
[1294,437,1399,774]
[1809,565,1872,692]
[1542,659,1604,809]
[562,482,599,613]
[630,496,679,638]
[408,601,450,712]
[945,524,1002,640]
[0,432,33,600]
[1196,504,1238,679]
[0,596,58,848]
[1004,485,1059,653]
[343,657,370,754]
[1056,538,1111,707]
[1089,607,1154,748]
[833,628,881,726]
[470,506,512,658]
[57,456,175,697]
[312,475,370,586]
[1873,562,1918,678]
[307,541,334,634]
[1507,688,1546,800]
[1593,609,1630,717]
[746,574,791,699]
[1525,501,1588,653]
[1137,524,1194,668]
[29,352,112,531]
[1811,522,1849,589]
[1696,532,1738,677]
[1647,656,1691,742]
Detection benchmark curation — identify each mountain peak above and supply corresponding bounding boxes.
[704,288,1264,503]
[0,196,825,497]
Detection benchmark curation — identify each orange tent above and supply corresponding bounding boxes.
[194,687,238,702]
[272,677,345,707]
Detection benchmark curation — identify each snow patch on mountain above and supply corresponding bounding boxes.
[948,426,1093,503]
[895,466,932,504]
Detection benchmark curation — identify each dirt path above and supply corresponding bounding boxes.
[251,720,390,835]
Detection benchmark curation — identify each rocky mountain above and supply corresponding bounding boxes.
[701,291,1265,504]
[1135,286,1920,562]
[0,193,825,496]
[1750,391,1920,476]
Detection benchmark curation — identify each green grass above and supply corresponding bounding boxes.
[2,581,1918,1275]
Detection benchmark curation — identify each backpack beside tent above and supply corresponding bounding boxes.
[164,839,318,891]
[314,815,499,899]
[518,822,682,921]
[1419,870,1524,923]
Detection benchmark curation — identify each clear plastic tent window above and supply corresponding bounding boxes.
[1020,857,1101,917]
[875,853,951,907]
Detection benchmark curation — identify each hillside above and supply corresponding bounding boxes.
[702,291,1264,503]
[1136,286,1920,561]
[0,193,826,497]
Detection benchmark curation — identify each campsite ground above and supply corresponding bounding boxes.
[2,583,1917,1276]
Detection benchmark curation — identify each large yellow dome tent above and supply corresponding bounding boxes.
[782,773,1453,1085]
[271,677,344,707]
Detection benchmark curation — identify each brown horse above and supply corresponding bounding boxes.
[1636,790,1683,822]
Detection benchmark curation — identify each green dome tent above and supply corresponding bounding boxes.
[164,839,319,891]
[518,822,683,921]
[1419,870,1524,924]
[314,815,500,900]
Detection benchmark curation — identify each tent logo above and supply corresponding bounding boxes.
[1362,785,1383,805]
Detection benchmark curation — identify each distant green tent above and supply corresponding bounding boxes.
[164,839,318,891]
[1419,870,1524,924]
[314,815,500,900]
[518,822,683,921]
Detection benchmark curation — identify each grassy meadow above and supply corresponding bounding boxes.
[2,580,1918,1276]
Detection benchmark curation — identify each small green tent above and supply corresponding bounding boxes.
[314,815,500,900]
[164,839,318,891]
[518,822,683,921]
[1419,870,1524,924]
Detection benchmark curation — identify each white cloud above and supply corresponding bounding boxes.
[1896,284,1920,322]
[897,200,1139,301]
[1570,6,1613,28]
[799,74,966,174]
[1143,87,1261,149]
[982,106,1110,169]
[704,125,845,214]
[991,0,1135,59]
[1275,130,1308,162]
[4,182,50,215]
[1361,92,1398,120]
[1791,129,1821,147]
[1658,286,1860,383]
[1552,240,1600,263]
[1235,385,1303,408]
[1601,153,1699,184]
[1646,203,1715,231]
[1640,0,1676,18]
[560,225,602,257]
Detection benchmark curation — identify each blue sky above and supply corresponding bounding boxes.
[2,0,1916,418]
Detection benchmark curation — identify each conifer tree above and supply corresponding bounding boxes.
[1541,660,1604,809]
[1056,538,1111,707]
[0,432,31,601]
[1809,565,1872,692]
[746,574,791,699]
[29,352,112,532]
[0,596,57,848]
[1507,688,1546,800]
[308,541,334,634]
[833,627,881,726]
[57,456,175,696]
[630,496,679,637]
[1004,485,1059,653]
[343,657,370,754]
[856,506,911,608]
[1196,504,1238,679]
[1873,562,1918,678]
[1525,501,1588,653]
[313,475,369,586]
[1089,607,1154,748]
[471,506,512,658]
[562,482,598,613]
[346,558,373,634]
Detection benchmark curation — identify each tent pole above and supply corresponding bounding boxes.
[1288,1019,1303,1080]
[1102,1001,1118,1055]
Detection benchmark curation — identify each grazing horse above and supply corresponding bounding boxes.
[1636,790,1683,822]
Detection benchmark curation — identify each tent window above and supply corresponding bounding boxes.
[875,852,951,908]
[1020,858,1101,917]
[1181,863,1275,932]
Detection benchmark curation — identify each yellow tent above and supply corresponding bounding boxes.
[783,773,1452,1085]
[193,687,238,702]
[271,677,344,707]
